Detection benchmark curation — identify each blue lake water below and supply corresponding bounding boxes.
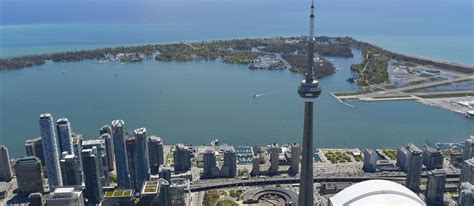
[0,0,473,157]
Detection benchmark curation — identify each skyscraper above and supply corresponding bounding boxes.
[134,127,151,190]
[159,167,172,183]
[203,149,219,178]
[251,154,261,176]
[148,136,164,175]
[15,156,45,194]
[39,113,63,189]
[100,124,112,136]
[126,137,138,190]
[0,145,13,181]
[81,148,102,204]
[25,137,45,165]
[100,133,115,171]
[460,158,474,183]
[424,169,446,205]
[46,187,85,206]
[82,139,110,187]
[406,148,423,193]
[396,146,410,172]
[463,136,474,161]
[221,147,236,178]
[459,182,474,206]
[56,118,74,154]
[173,144,191,173]
[289,143,301,176]
[423,146,444,170]
[159,179,171,206]
[111,120,131,188]
[269,143,280,175]
[297,1,322,205]
[363,149,377,173]
[60,153,83,186]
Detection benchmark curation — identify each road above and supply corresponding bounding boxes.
[187,171,460,192]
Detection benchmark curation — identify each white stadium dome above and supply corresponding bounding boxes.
[329,179,425,206]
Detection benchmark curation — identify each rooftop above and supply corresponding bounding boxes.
[134,127,147,135]
[39,113,52,119]
[141,181,160,195]
[329,180,425,206]
[104,189,133,198]
[111,120,124,127]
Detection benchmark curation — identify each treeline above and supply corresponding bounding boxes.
[282,54,335,78]
[342,37,474,75]
[350,50,390,86]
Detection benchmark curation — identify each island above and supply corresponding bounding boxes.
[2,36,474,116]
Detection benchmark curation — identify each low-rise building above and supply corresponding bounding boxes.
[46,187,84,206]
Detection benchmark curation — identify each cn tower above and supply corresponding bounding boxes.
[298,0,321,205]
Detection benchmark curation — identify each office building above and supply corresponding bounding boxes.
[460,158,474,183]
[289,143,300,176]
[269,143,280,175]
[173,144,192,173]
[203,149,219,178]
[363,149,377,173]
[39,113,62,189]
[134,127,151,191]
[0,145,13,181]
[100,133,114,171]
[406,147,423,193]
[15,156,44,194]
[25,137,45,165]
[46,187,84,206]
[56,118,74,154]
[81,148,102,205]
[111,120,131,188]
[459,182,474,206]
[148,136,164,175]
[424,170,446,205]
[60,153,82,186]
[464,136,474,161]
[423,146,444,170]
[82,139,110,187]
[100,125,112,135]
[221,147,237,178]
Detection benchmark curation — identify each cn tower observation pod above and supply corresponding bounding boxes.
[298,79,321,101]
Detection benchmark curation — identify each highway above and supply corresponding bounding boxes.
[188,172,460,192]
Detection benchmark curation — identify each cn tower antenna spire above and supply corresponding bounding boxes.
[297,0,321,205]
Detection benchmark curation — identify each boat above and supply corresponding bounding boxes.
[464,111,474,118]
[252,94,257,98]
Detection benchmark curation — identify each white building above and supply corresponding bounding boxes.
[329,180,425,206]
[46,187,84,206]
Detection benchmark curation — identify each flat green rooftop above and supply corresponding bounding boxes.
[104,189,133,198]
